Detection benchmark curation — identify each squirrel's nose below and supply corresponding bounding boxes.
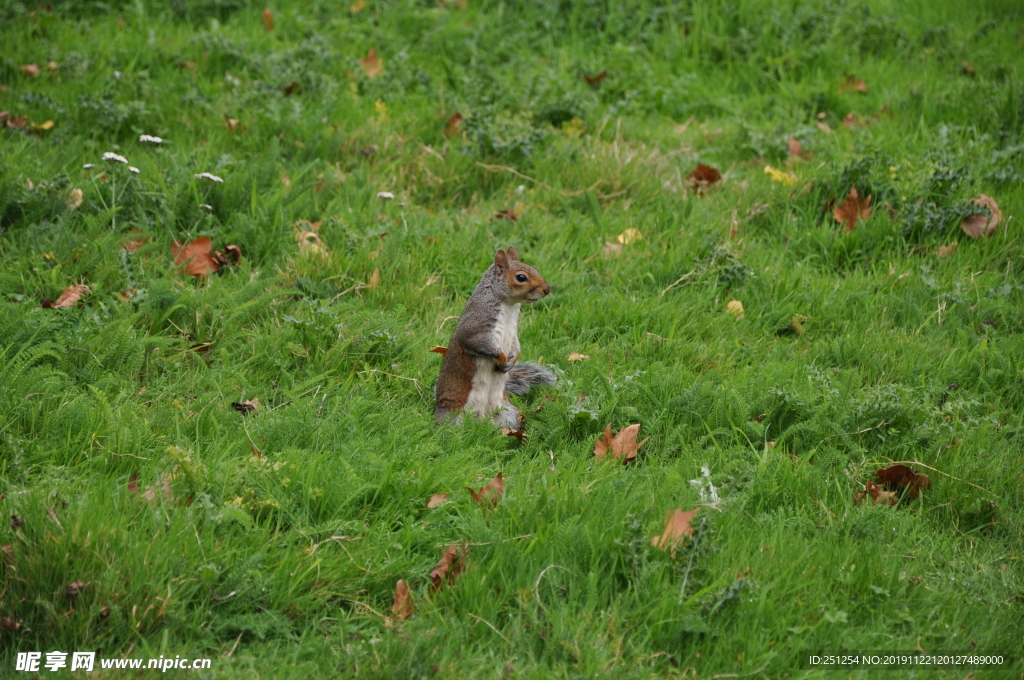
[543,284,551,296]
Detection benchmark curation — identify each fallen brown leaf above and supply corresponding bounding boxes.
[841,112,860,128]
[51,284,89,309]
[368,267,381,289]
[128,471,139,494]
[427,493,449,509]
[388,579,414,623]
[935,242,958,258]
[214,245,242,266]
[31,120,54,131]
[0,617,19,631]
[816,121,833,134]
[444,112,463,139]
[494,202,522,221]
[651,508,700,552]
[66,187,83,210]
[833,186,872,231]
[231,398,260,414]
[961,195,1001,239]
[854,480,897,506]
[603,242,623,257]
[3,113,28,129]
[502,427,526,443]
[466,472,504,508]
[360,48,383,79]
[568,352,589,361]
[142,474,174,504]
[225,116,240,133]
[875,465,931,499]
[262,7,274,31]
[688,164,722,191]
[429,346,448,356]
[66,580,87,597]
[787,137,812,161]
[583,70,608,86]
[430,542,467,593]
[172,237,220,277]
[21,63,40,77]
[594,423,648,464]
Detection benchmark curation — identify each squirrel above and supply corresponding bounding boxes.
[434,246,556,430]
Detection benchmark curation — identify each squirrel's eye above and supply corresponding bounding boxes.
[515,273,528,283]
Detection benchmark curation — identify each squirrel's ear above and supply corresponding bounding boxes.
[494,249,508,269]
[506,245,519,262]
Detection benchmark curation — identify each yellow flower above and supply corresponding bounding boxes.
[764,165,798,186]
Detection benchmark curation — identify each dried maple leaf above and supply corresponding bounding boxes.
[360,48,383,79]
[583,70,608,86]
[832,186,872,231]
[854,480,897,506]
[688,164,721,191]
[444,112,463,138]
[840,75,867,93]
[388,579,414,623]
[787,137,811,161]
[430,543,467,592]
[594,424,648,464]
[502,428,526,443]
[20,63,40,77]
[172,237,220,277]
[467,472,504,508]
[128,471,139,494]
[262,7,274,31]
[429,346,448,356]
[51,284,89,309]
[961,195,1001,239]
[875,465,931,499]
[651,508,700,552]
[568,352,589,361]
[66,580,87,597]
[427,493,449,509]
[231,399,260,414]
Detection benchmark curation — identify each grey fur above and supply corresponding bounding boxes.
[505,362,556,396]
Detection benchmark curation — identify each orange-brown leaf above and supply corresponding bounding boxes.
[389,579,414,620]
[594,423,648,464]
[787,137,811,161]
[427,493,449,509]
[688,164,721,190]
[444,112,463,139]
[20,63,41,77]
[429,543,467,593]
[875,465,931,499]
[854,480,897,506]
[502,427,526,443]
[961,195,1001,239]
[429,346,448,356]
[832,186,872,231]
[360,48,383,79]
[467,472,504,508]
[840,75,867,93]
[172,237,220,277]
[583,70,608,86]
[128,471,139,494]
[651,508,700,552]
[262,7,274,31]
[51,284,89,309]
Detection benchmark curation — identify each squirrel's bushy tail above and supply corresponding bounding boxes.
[506,362,556,396]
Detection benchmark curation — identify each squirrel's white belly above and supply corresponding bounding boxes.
[465,302,520,424]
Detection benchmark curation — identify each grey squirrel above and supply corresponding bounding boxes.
[434,246,556,429]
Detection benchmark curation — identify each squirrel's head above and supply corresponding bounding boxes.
[492,246,550,303]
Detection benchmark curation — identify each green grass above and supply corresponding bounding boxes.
[2,0,1023,677]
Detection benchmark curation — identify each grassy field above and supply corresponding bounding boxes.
[2,0,1024,677]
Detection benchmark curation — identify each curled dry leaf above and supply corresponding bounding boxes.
[3,113,28,129]
[583,70,608,86]
[21,63,41,77]
[224,116,240,133]
[960,195,1001,239]
[495,202,523,221]
[296,230,327,256]
[787,137,812,161]
[594,423,648,464]
[67,580,88,597]
[231,399,260,414]
[651,508,700,552]
[466,472,504,508]
[502,427,526,443]
[368,267,381,289]
[854,480,896,506]
[31,120,54,131]
[617,228,643,244]
[603,242,623,257]
[568,352,590,361]
[214,245,242,266]
[66,187,83,210]
[935,242,958,258]
[128,471,139,494]
[360,48,383,79]
[840,75,868,93]
[444,112,463,139]
[875,465,931,499]
[430,543,467,593]
[688,164,721,191]
[388,579,414,623]
[427,493,449,509]
[262,7,274,31]
[833,186,872,231]
[726,299,745,319]
[172,237,220,277]
[841,112,860,128]
[51,284,89,309]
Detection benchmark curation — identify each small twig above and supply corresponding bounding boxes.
[223,632,243,658]
[344,598,388,620]
[211,590,237,601]
[269,385,322,412]
[476,162,557,191]
[435,534,532,548]
[358,370,425,399]
[316,392,328,418]
[709,667,766,679]
[660,269,696,296]
[467,613,511,645]
[818,420,889,444]
[307,534,361,556]
[109,451,150,460]
[548,450,555,472]
[534,565,575,613]
[884,460,996,497]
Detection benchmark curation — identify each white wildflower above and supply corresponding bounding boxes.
[199,204,213,211]
[102,152,128,164]
[138,134,163,144]
[376,191,394,199]
[82,164,95,169]
[128,166,140,174]
[194,172,224,183]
